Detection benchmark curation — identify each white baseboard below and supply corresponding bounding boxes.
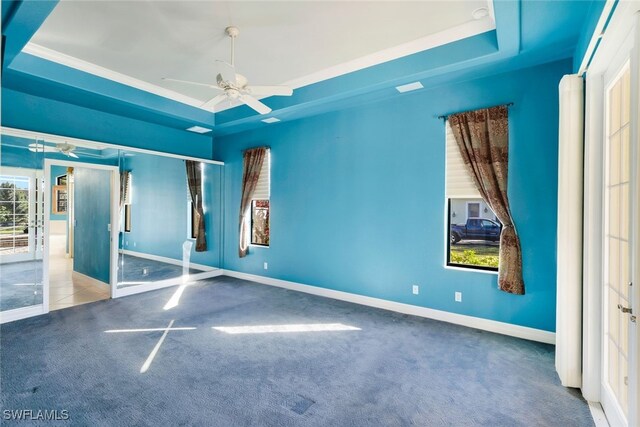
[0,305,47,324]
[222,270,556,345]
[113,269,223,298]
[120,249,217,272]
[588,401,609,427]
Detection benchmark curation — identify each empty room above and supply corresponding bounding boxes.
[0,0,638,425]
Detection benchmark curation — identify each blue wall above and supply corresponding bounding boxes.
[73,167,111,284]
[49,165,67,221]
[215,59,571,333]
[1,88,214,159]
[121,152,222,268]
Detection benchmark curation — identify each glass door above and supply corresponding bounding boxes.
[602,62,633,426]
[0,137,45,316]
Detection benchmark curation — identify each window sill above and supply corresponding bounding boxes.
[249,244,269,248]
[444,265,498,275]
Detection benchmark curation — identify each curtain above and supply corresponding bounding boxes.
[119,170,130,209]
[449,105,525,295]
[555,74,584,388]
[186,161,207,252]
[239,147,267,258]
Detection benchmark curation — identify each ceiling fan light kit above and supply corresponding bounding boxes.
[163,26,293,115]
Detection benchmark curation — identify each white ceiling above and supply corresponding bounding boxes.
[28,1,494,109]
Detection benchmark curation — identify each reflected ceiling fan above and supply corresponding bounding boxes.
[28,142,79,158]
[163,26,293,115]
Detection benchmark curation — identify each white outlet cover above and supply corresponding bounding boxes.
[455,292,462,302]
[412,285,419,295]
[264,262,268,270]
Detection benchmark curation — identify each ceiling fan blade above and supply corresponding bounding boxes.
[201,94,228,111]
[161,78,221,90]
[247,85,293,97]
[68,152,79,159]
[28,143,57,153]
[215,60,236,85]
[240,94,272,115]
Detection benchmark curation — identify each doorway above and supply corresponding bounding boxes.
[583,5,639,426]
[45,162,115,311]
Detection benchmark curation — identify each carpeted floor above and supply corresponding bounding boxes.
[0,276,593,426]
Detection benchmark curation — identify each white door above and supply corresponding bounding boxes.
[602,59,636,427]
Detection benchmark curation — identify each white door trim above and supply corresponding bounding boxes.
[583,4,639,425]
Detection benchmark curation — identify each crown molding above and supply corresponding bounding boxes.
[22,42,207,109]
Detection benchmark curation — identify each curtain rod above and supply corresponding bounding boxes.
[437,102,514,120]
[241,145,271,152]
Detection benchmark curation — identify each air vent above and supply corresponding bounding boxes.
[186,126,212,134]
[395,82,424,93]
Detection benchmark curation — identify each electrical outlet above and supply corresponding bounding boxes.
[264,262,268,270]
[455,292,462,302]
[412,285,419,295]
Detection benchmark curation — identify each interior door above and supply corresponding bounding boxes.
[602,61,634,427]
[73,167,112,285]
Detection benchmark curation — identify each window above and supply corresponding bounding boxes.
[250,150,270,246]
[124,205,132,233]
[0,175,30,255]
[189,202,197,239]
[445,121,500,271]
[186,163,203,240]
[122,171,132,232]
[467,202,480,218]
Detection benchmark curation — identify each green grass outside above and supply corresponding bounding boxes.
[450,243,499,268]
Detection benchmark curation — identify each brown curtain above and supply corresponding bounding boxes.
[239,147,267,258]
[449,105,525,295]
[186,161,207,252]
[119,170,130,210]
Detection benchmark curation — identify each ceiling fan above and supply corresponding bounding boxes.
[163,26,293,115]
[29,142,79,158]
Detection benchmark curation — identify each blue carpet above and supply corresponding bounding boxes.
[1,276,593,426]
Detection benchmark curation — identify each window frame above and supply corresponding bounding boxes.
[124,204,132,233]
[466,201,481,219]
[446,199,499,273]
[248,149,270,248]
[190,201,197,240]
[250,199,270,247]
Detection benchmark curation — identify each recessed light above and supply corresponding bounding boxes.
[186,126,212,134]
[395,82,424,93]
[261,117,281,124]
[472,7,489,20]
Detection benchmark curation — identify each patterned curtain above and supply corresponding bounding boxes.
[186,161,207,252]
[449,105,525,295]
[239,147,267,258]
[119,170,130,210]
